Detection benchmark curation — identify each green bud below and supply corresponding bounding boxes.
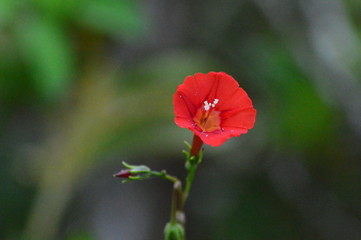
[164,222,184,240]
[114,162,152,183]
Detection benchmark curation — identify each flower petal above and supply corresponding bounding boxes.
[174,116,194,128]
[221,108,257,129]
[211,72,240,101]
[173,91,197,121]
[190,72,241,106]
[193,128,249,147]
[216,87,253,112]
[177,72,218,108]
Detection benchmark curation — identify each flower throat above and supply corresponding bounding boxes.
[193,99,221,132]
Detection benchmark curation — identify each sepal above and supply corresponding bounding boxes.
[183,142,203,170]
[121,161,151,172]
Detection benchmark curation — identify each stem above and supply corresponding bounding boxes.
[182,164,197,206]
[183,134,203,206]
[170,181,183,224]
[164,135,204,240]
[149,170,185,225]
[151,171,179,183]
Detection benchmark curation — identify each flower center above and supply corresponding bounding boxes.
[194,99,221,132]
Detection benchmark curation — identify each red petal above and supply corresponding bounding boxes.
[178,72,252,111]
[173,91,197,123]
[221,108,256,129]
[174,72,221,128]
[216,87,253,112]
[176,73,218,108]
[193,128,249,147]
[188,72,241,106]
[210,72,240,102]
[174,116,194,128]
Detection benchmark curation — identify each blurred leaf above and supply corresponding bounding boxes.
[32,0,79,19]
[249,39,334,150]
[0,0,17,24]
[75,0,144,38]
[278,79,334,149]
[15,17,74,102]
[0,45,34,108]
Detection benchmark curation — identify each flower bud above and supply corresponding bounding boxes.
[164,222,184,240]
[114,162,152,182]
[113,170,133,178]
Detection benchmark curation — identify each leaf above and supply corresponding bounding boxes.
[0,0,17,24]
[15,17,74,102]
[75,0,144,38]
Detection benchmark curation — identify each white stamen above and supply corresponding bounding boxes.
[203,98,219,111]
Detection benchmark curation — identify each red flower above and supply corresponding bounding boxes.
[173,72,256,147]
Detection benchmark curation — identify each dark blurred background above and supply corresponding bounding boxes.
[1,0,361,239]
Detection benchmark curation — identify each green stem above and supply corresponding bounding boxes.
[150,171,183,226]
[170,181,182,224]
[151,170,179,183]
[164,137,203,240]
[182,164,197,207]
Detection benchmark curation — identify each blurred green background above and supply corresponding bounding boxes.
[1,0,361,239]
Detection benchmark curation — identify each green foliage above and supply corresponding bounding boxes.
[75,0,144,38]
[250,39,334,150]
[0,0,144,103]
[0,0,17,24]
[277,79,334,149]
[15,17,74,102]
